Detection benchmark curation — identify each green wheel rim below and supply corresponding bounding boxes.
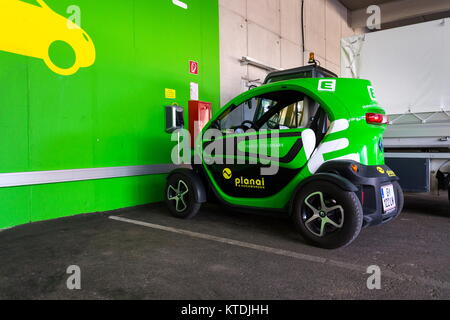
[302,191,344,237]
[167,180,189,212]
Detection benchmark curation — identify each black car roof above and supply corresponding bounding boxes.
[264,65,338,84]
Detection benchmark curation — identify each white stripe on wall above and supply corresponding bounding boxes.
[0,164,190,188]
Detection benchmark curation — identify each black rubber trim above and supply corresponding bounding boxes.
[257,139,303,163]
[264,65,338,84]
[204,132,304,164]
[314,160,402,227]
[167,168,207,203]
[299,173,358,192]
[316,160,400,184]
[202,131,302,149]
[197,165,289,213]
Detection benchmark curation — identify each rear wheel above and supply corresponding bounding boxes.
[165,173,201,219]
[292,180,363,249]
[393,181,404,218]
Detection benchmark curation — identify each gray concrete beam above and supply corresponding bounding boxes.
[350,0,450,28]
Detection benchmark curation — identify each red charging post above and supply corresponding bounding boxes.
[188,100,212,147]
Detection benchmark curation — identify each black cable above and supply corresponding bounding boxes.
[301,0,305,55]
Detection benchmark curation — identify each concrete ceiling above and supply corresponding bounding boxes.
[381,9,450,30]
[340,0,450,31]
[339,0,394,11]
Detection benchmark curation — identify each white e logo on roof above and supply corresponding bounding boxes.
[318,79,336,92]
[368,86,377,100]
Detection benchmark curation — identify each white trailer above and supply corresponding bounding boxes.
[341,19,450,200]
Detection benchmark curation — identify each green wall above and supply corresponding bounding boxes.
[0,0,220,229]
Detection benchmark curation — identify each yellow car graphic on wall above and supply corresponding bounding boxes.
[0,0,96,76]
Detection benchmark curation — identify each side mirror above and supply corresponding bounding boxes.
[248,99,253,110]
[211,119,221,130]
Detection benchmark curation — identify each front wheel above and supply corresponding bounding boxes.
[292,180,363,249]
[165,173,201,219]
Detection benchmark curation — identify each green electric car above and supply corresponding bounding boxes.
[165,65,403,249]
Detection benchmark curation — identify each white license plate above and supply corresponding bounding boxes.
[381,184,396,213]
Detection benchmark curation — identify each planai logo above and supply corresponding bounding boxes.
[235,176,265,189]
[222,168,232,180]
[386,170,396,177]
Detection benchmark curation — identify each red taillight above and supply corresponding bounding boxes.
[366,113,389,124]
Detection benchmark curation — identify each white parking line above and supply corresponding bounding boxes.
[109,215,450,291]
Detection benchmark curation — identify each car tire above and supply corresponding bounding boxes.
[393,181,404,218]
[165,173,201,219]
[292,180,363,249]
[44,41,79,76]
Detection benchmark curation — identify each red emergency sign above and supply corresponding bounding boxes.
[189,60,199,75]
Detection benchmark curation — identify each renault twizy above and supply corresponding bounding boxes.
[165,65,403,249]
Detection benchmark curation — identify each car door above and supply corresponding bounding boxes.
[202,89,327,199]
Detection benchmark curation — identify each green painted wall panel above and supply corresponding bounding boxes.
[30,181,96,222]
[0,0,220,229]
[0,53,29,173]
[0,186,31,228]
[28,67,96,170]
[94,175,167,212]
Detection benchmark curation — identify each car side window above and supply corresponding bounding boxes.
[255,91,319,131]
[214,90,324,133]
[260,101,306,130]
[217,98,258,133]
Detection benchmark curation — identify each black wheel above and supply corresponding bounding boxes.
[393,181,404,217]
[292,180,363,249]
[165,173,201,219]
[447,184,450,203]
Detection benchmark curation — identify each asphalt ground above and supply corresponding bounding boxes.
[0,193,449,299]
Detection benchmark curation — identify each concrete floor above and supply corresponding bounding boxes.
[0,193,449,300]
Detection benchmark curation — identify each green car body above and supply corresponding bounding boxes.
[166,71,403,249]
[198,78,386,209]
